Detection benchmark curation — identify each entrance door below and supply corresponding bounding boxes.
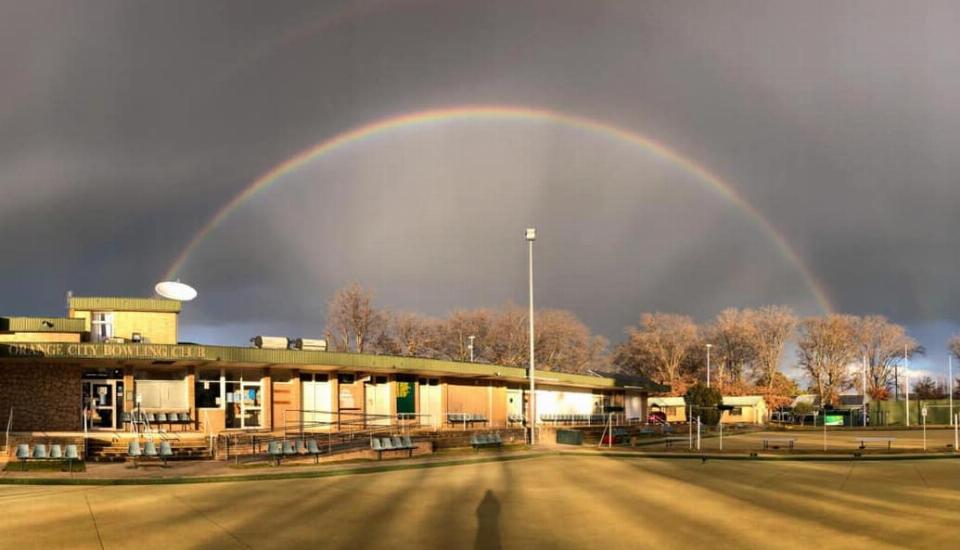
[240,382,262,428]
[364,376,391,426]
[225,380,263,429]
[301,373,331,430]
[419,378,441,427]
[507,389,523,423]
[82,380,117,430]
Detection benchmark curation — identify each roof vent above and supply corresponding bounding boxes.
[250,336,289,349]
[291,338,327,351]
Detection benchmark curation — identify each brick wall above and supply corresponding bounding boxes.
[0,363,82,431]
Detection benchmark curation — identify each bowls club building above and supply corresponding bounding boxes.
[0,295,662,454]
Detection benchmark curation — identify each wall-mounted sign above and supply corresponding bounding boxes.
[339,388,355,409]
[0,342,207,360]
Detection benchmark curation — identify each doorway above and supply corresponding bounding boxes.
[301,373,331,430]
[82,379,120,430]
[419,378,441,427]
[225,380,263,429]
[364,376,391,426]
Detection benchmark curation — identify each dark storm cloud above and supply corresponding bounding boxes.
[2,0,960,368]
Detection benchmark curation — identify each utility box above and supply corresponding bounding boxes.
[556,429,583,446]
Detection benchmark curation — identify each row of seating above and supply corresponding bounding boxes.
[447,413,488,425]
[15,444,83,471]
[127,441,175,466]
[470,433,503,450]
[540,414,609,425]
[371,435,417,460]
[121,411,193,431]
[267,439,326,465]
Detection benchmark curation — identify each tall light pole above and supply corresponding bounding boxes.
[950,354,954,427]
[862,353,868,427]
[468,335,475,363]
[706,344,713,388]
[526,228,537,445]
[905,344,910,427]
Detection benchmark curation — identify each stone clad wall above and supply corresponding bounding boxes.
[0,363,82,431]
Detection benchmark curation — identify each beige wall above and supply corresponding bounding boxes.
[71,310,178,344]
[721,403,767,425]
[0,332,81,343]
[446,380,493,417]
[271,369,300,431]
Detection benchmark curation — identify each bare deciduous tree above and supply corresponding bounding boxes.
[324,283,386,353]
[434,308,495,362]
[384,311,439,357]
[614,313,698,387]
[796,314,859,406]
[750,306,797,389]
[854,315,918,399]
[706,308,757,386]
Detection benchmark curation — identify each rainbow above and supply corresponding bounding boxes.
[163,105,833,313]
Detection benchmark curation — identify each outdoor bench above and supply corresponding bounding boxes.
[663,437,689,449]
[855,436,895,450]
[762,438,797,450]
[471,433,503,451]
[15,443,82,471]
[371,435,416,460]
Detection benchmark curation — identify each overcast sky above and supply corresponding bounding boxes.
[2,1,959,377]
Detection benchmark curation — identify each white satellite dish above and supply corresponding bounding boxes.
[155,280,198,301]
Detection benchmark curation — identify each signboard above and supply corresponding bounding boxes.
[1,342,207,360]
[339,387,356,409]
[396,381,415,415]
[824,415,844,426]
[922,407,928,418]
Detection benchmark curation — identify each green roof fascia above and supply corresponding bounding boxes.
[541,371,668,393]
[68,297,181,313]
[0,317,86,333]
[0,342,658,390]
[208,347,534,379]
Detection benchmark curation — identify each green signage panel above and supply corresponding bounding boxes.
[396,380,415,414]
[824,415,844,426]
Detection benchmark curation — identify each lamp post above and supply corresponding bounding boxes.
[706,344,713,388]
[950,354,954,427]
[905,345,910,427]
[862,353,868,427]
[526,228,537,445]
[468,335,475,363]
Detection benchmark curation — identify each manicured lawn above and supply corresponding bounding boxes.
[2,454,958,548]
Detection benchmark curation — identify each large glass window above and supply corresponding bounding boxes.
[91,312,114,342]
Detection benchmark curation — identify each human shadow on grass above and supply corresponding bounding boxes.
[474,489,501,550]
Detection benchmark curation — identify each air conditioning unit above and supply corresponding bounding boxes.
[251,336,288,349]
[292,338,327,351]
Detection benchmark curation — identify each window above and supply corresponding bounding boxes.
[338,373,355,384]
[730,407,743,416]
[665,407,677,416]
[91,312,114,342]
[195,370,222,409]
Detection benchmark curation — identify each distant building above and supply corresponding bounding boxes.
[648,396,687,422]
[648,395,768,425]
[721,395,767,425]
